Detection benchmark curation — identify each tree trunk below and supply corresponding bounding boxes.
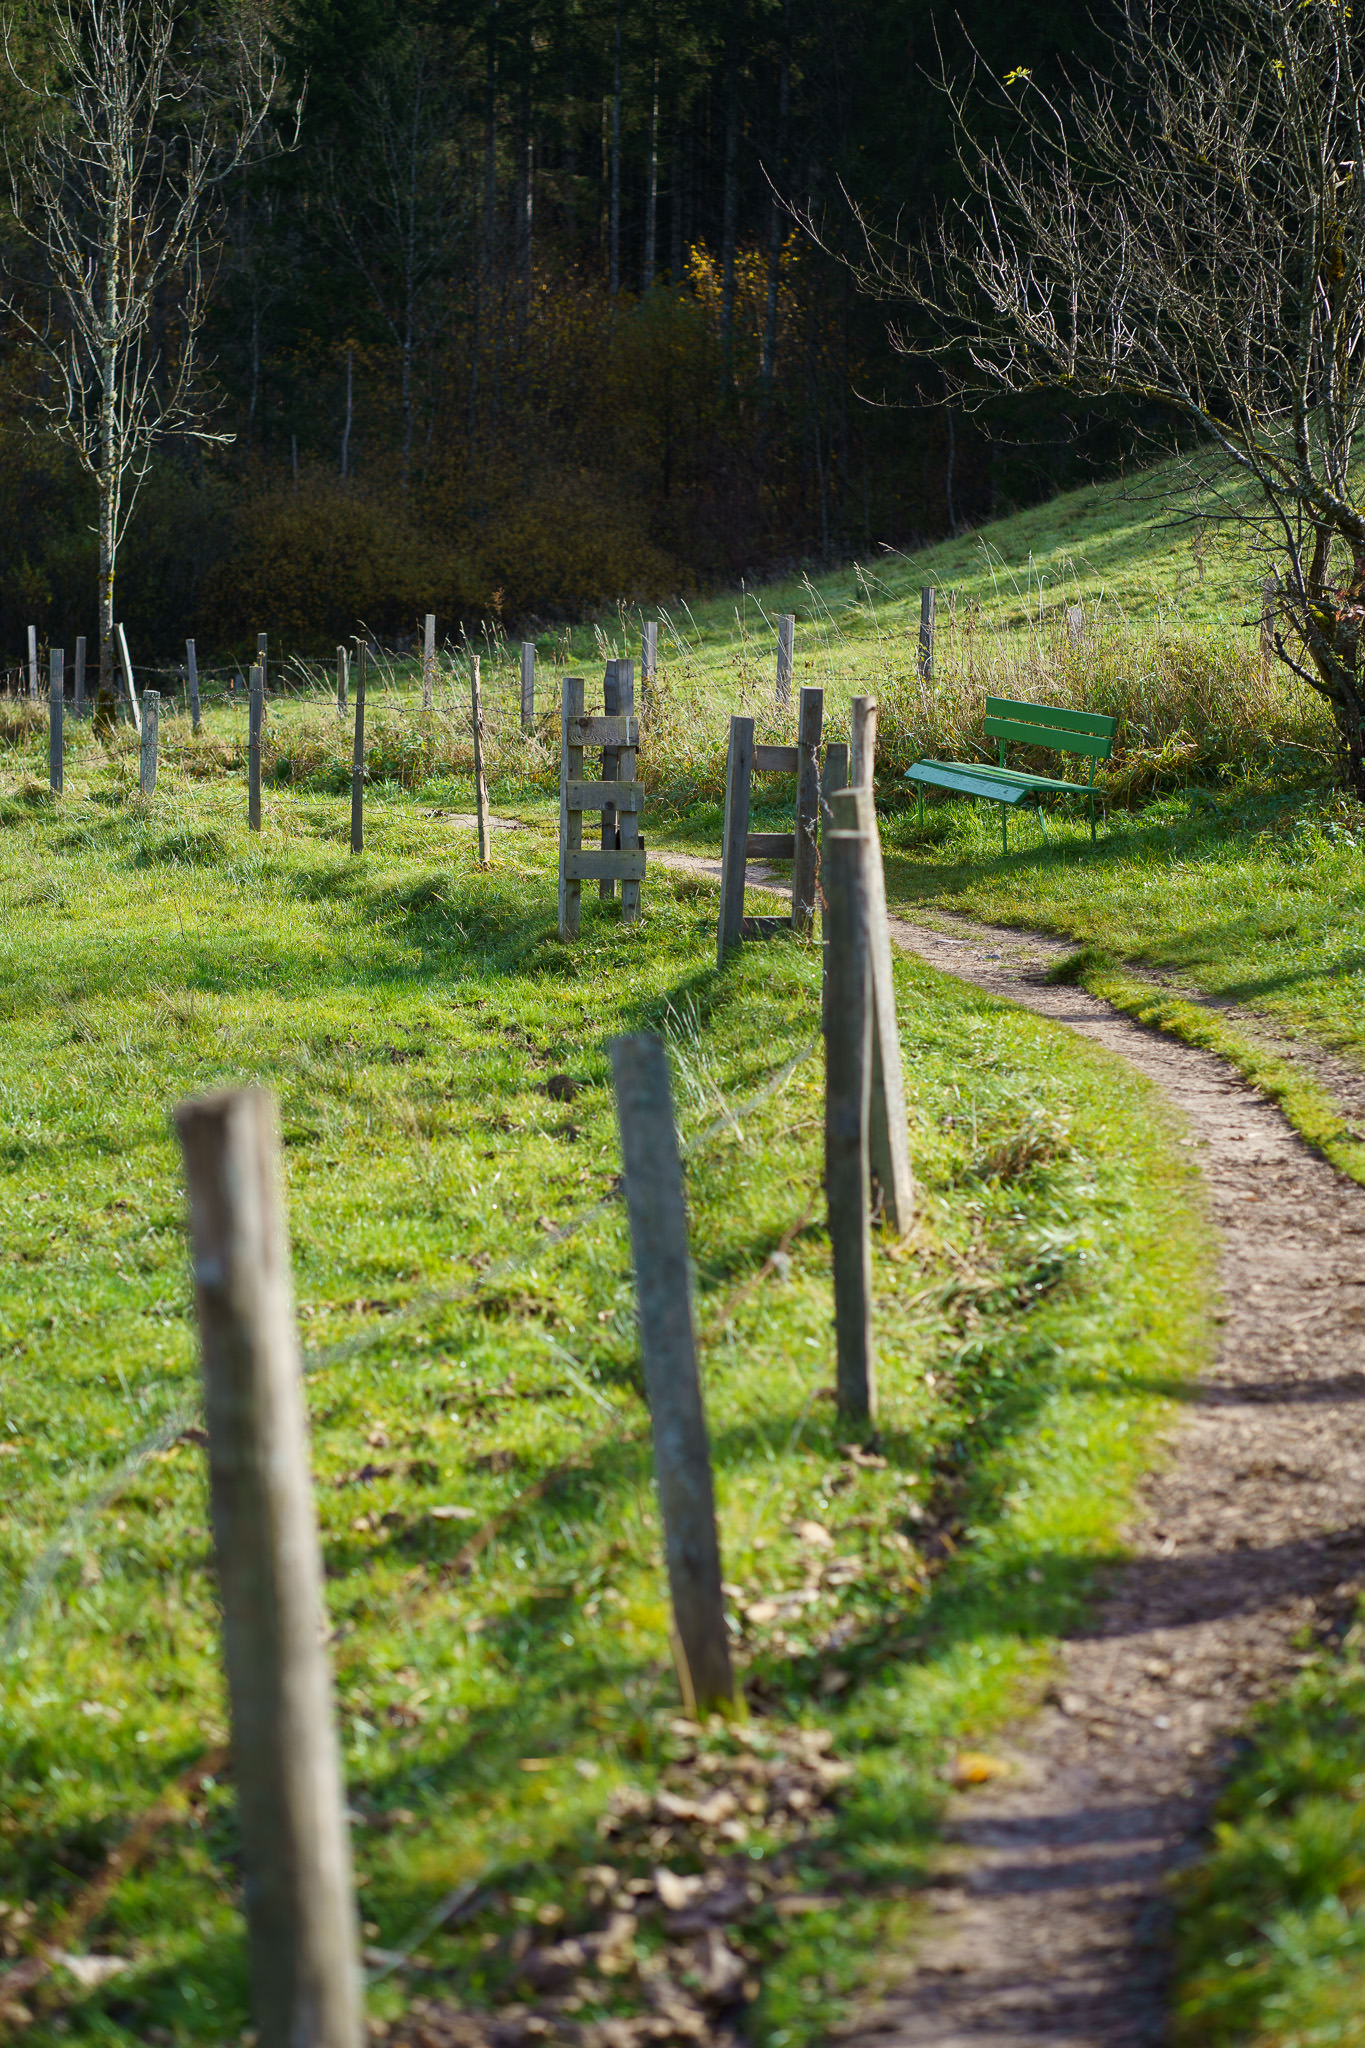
[610,0,622,296]
[95,217,120,738]
[760,11,789,393]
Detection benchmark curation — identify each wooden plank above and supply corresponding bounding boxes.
[350,646,365,853]
[851,696,878,789]
[336,644,348,717]
[567,715,638,747]
[558,677,585,939]
[471,653,490,863]
[48,648,63,794]
[984,695,1116,738]
[823,830,876,1424]
[830,786,914,1236]
[140,689,159,798]
[422,612,436,710]
[741,915,790,939]
[984,713,1112,758]
[600,660,620,901]
[753,744,799,773]
[776,612,795,708]
[617,658,641,924]
[792,684,823,936]
[174,1087,363,2048]
[918,586,935,681]
[745,832,796,858]
[641,621,658,722]
[717,715,754,965]
[566,779,643,811]
[565,848,647,882]
[609,1036,736,1717]
[905,762,1031,805]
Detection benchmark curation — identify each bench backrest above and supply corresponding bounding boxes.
[984,696,1116,761]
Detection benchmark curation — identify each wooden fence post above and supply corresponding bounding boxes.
[520,642,536,732]
[558,676,585,938]
[617,658,641,924]
[116,623,142,734]
[641,620,658,721]
[248,669,263,832]
[776,612,795,708]
[850,696,878,789]
[336,646,348,718]
[48,649,63,794]
[792,684,824,936]
[600,660,621,901]
[470,653,490,862]
[717,716,754,966]
[140,691,160,797]
[186,639,201,734]
[609,1035,737,1717]
[257,630,269,699]
[350,647,365,855]
[422,613,436,711]
[173,1088,364,2048]
[74,637,86,719]
[823,828,876,1424]
[27,623,37,701]
[829,785,914,1237]
[918,586,936,682]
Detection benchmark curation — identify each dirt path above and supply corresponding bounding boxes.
[650,849,1365,2046]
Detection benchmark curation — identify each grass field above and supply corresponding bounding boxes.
[0,726,1210,2043]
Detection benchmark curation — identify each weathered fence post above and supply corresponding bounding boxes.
[173,1088,364,2048]
[470,653,490,863]
[792,684,824,936]
[824,828,876,1424]
[717,716,754,965]
[48,649,63,794]
[186,639,202,734]
[350,647,365,855]
[600,660,621,901]
[617,658,641,924]
[609,1035,737,1717]
[850,696,878,789]
[140,691,160,797]
[116,623,141,734]
[829,784,914,1237]
[336,646,348,718]
[641,620,658,720]
[558,677,586,938]
[520,642,535,733]
[776,612,795,708]
[918,586,936,682]
[74,637,86,719]
[422,613,436,711]
[257,631,269,699]
[248,669,262,832]
[27,623,37,701]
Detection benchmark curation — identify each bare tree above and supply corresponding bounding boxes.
[1,0,281,728]
[840,0,1365,798]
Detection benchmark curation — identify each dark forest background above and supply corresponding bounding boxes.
[0,0,1129,659]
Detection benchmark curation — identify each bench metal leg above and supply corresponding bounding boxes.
[918,788,924,828]
[1000,801,1007,855]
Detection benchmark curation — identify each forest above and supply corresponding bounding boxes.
[0,0,1120,660]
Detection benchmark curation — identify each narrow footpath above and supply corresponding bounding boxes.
[654,850,1365,2046]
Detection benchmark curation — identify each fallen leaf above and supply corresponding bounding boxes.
[949,1751,1011,1787]
[793,1519,833,1548]
[654,1868,707,1912]
[55,1953,129,1989]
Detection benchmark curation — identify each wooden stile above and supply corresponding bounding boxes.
[248,669,262,832]
[471,653,491,862]
[422,613,436,711]
[74,636,86,719]
[776,612,795,707]
[186,639,201,733]
[558,676,586,938]
[829,784,914,1236]
[718,692,829,958]
[174,1088,364,2048]
[520,642,535,732]
[350,647,366,854]
[823,829,876,1424]
[609,1036,736,1717]
[918,586,936,681]
[140,690,160,797]
[48,649,63,794]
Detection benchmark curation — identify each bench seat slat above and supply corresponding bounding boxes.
[918,760,1096,798]
[905,762,1033,805]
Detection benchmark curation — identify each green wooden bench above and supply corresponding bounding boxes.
[905,697,1117,851]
